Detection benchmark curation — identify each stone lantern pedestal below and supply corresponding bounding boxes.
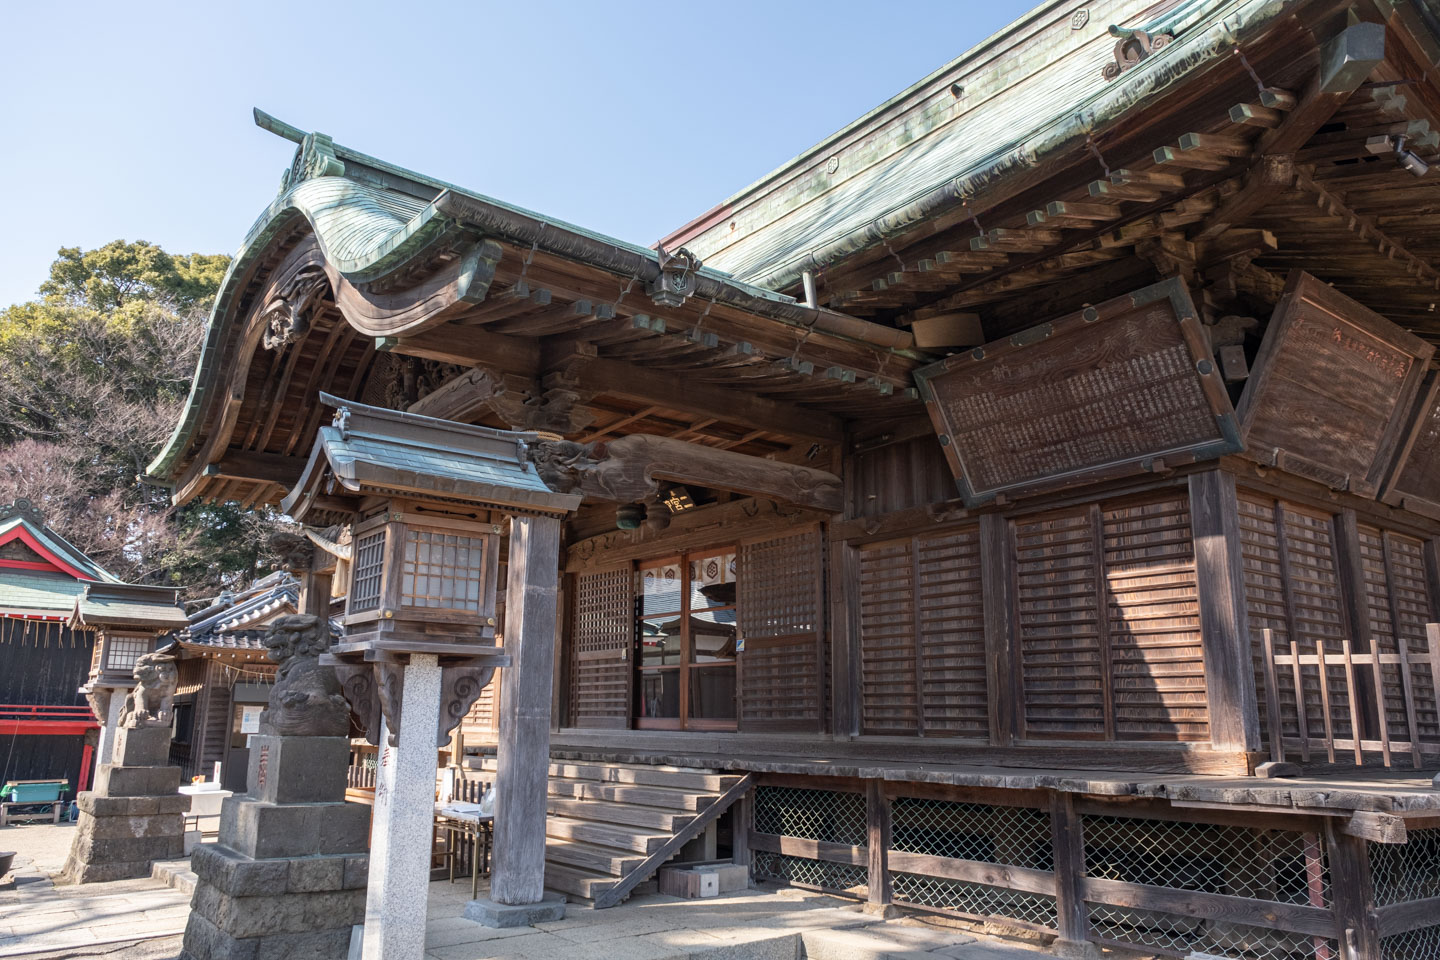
[59,725,186,884]
[182,734,369,960]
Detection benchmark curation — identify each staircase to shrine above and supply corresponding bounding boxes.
[469,757,751,908]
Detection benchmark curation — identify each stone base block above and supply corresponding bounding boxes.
[77,792,191,817]
[59,853,167,885]
[65,828,184,869]
[113,726,172,766]
[219,798,370,859]
[191,881,366,940]
[245,736,350,804]
[95,763,182,797]
[191,843,368,897]
[182,909,353,960]
[463,893,566,928]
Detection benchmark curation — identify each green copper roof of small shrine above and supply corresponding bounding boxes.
[72,582,188,630]
[0,572,89,618]
[282,393,581,521]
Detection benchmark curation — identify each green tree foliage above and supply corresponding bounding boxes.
[0,241,283,595]
[39,240,230,311]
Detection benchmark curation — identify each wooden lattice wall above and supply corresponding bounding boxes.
[569,565,632,728]
[738,527,826,731]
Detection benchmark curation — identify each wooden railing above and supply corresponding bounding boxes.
[0,703,98,736]
[1259,624,1440,768]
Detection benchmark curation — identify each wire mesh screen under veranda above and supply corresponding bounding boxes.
[891,796,1053,870]
[1082,815,1332,905]
[1381,921,1440,960]
[752,851,867,895]
[1088,904,1339,960]
[752,785,867,846]
[1368,827,1440,906]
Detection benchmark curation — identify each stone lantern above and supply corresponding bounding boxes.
[72,582,188,781]
[283,393,580,954]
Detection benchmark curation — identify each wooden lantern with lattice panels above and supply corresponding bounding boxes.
[283,393,582,664]
[339,499,503,654]
[71,581,189,688]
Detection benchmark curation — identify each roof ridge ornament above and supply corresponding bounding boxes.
[1102,23,1175,81]
[648,244,702,307]
[0,499,45,525]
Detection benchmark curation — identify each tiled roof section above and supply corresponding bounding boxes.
[185,573,299,643]
[283,394,582,520]
[0,572,88,617]
[178,629,270,652]
[73,582,188,630]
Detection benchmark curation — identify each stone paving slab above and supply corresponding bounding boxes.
[4,823,1066,960]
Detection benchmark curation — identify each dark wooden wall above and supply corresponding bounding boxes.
[846,434,954,519]
[0,621,93,706]
[0,733,89,793]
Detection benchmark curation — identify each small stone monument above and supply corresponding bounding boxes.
[181,614,369,960]
[60,652,186,884]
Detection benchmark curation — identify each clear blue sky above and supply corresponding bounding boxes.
[0,0,1041,308]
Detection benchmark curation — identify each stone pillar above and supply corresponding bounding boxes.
[94,688,123,777]
[468,514,566,926]
[60,725,187,884]
[181,736,369,959]
[362,655,443,960]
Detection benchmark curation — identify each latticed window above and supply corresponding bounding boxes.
[350,531,385,614]
[104,634,151,673]
[400,529,488,611]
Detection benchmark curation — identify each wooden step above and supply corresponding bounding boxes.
[546,779,716,812]
[545,797,695,833]
[471,758,743,793]
[544,839,647,876]
[544,815,669,855]
[543,862,618,901]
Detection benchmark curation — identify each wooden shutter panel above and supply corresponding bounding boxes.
[857,527,986,737]
[1357,526,1438,743]
[858,539,919,734]
[1014,497,1206,742]
[738,527,824,732]
[1014,508,1106,738]
[1102,496,1208,741]
[570,565,632,729]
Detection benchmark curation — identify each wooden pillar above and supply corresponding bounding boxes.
[1049,792,1100,957]
[1326,821,1381,960]
[490,514,563,906]
[830,540,860,740]
[980,513,1017,746]
[1189,470,1262,753]
[300,568,333,619]
[731,793,751,872]
[864,780,896,917]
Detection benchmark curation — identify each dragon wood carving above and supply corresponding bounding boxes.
[525,433,842,513]
[260,265,329,350]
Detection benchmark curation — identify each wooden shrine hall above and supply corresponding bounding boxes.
[145,0,1440,957]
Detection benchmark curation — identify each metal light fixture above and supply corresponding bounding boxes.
[1367,134,1429,177]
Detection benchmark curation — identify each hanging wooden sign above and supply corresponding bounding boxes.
[1380,370,1440,519]
[913,277,1240,506]
[1237,271,1434,498]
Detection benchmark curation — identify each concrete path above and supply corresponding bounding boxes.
[3,823,1061,959]
[0,823,190,958]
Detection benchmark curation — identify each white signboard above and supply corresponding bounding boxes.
[239,705,263,735]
